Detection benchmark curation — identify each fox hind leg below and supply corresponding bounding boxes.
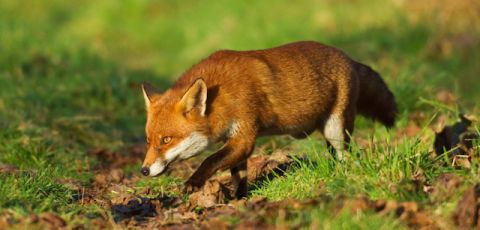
[323,114,346,160]
[322,111,354,160]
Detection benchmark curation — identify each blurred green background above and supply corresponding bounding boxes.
[1,0,479,144]
[0,0,479,222]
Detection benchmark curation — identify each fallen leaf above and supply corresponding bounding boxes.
[109,168,124,183]
[428,173,463,202]
[452,155,471,168]
[200,217,229,230]
[0,164,19,174]
[39,212,66,228]
[94,174,108,185]
[247,150,294,184]
[405,122,422,137]
[407,212,434,229]
[0,211,15,227]
[409,111,427,124]
[376,200,399,216]
[453,184,480,229]
[435,90,457,105]
[188,180,231,208]
[341,197,371,214]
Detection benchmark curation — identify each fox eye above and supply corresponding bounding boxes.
[161,136,172,144]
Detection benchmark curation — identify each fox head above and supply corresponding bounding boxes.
[140,79,211,177]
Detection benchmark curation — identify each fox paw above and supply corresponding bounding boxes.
[183,180,202,194]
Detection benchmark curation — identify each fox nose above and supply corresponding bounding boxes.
[140,167,150,176]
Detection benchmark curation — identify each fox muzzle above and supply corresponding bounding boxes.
[140,167,149,176]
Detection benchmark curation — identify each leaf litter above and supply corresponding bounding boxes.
[2,112,480,229]
[77,147,443,229]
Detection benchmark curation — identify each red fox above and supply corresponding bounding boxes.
[140,41,397,198]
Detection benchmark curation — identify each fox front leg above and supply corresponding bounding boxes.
[230,160,248,198]
[184,135,255,193]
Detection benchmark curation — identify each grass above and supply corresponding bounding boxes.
[0,0,479,228]
[0,167,72,214]
[295,207,405,230]
[251,127,464,202]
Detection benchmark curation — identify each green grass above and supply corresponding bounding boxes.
[134,176,183,198]
[0,167,72,214]
[295,207,405,230]
[251,126,475,202]
[0,0,479,228]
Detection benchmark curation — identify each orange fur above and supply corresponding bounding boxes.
[141,41,397,197]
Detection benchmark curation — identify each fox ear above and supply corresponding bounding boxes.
[179,78,207,116]
[142,82,161,110]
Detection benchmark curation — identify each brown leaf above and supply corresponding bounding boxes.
[341,197,371,214]
[229,199,247,208]
[109,168,124,183]
[0,211,15,227]
[0,164,19,174]
[94,174,108,185]
[435,90,457,105]
[246,155,270,182]
[452,155,471,168]
[428,173,463,202]
[373,200,437,229]
[200,217,229,230]
[247,150,293,183]
[405,122,422,137]
[396,122,422,138]
[409,111,427,124]
[234,221,275,230]
[188,180,231,208]
[376,200,400,216]
[453,184,480,229]
[407,212,435,229]
[39,212,66,228]
[399,202,419,216]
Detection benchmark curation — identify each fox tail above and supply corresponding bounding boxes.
[355,62,397,127]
